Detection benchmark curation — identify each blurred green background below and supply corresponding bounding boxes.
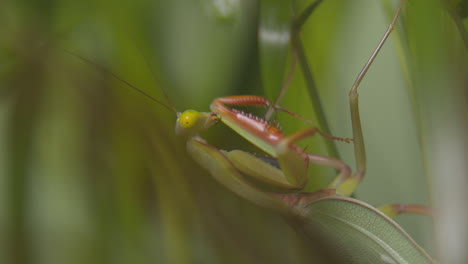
[0,0,466,263]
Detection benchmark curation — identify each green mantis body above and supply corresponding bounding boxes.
[178,96,354,211]
[172,0,429,217]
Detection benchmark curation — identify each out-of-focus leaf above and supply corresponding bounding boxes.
[258,0,293,101]
[154,0,258,110]
[406,0,468,262]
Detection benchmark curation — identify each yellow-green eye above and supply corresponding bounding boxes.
[179,109,201,129]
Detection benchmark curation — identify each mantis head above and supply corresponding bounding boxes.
[175,110,220,137]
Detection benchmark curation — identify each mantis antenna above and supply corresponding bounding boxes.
[132,44,178,113]
[62,48,178,114]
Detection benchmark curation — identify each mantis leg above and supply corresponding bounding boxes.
[377,204,434,218]
[274,127,353,196]
[216,125,354,196]
[334,0,407,197]
[223,126,353,195]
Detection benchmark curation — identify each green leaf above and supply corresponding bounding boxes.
[300,197,436,264]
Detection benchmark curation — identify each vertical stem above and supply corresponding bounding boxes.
[294,36,341,160]
[291,0,341,159]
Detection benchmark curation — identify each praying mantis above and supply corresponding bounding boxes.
[69,0,437,262]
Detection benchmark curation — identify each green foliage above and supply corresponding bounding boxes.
[0,0,466,263]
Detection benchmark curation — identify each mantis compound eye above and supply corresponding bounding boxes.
[178,109,201,129]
